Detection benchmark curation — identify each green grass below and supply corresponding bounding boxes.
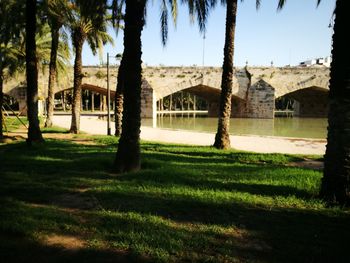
[2,116,27,133]
[0,132,349,262]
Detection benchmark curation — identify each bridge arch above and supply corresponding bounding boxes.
[276,86,328,117]
[156,84,245,117]
[53,83,117,112]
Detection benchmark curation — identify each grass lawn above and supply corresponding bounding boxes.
[0,120,349,262]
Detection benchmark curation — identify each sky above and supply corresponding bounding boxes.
[82,0,335,67]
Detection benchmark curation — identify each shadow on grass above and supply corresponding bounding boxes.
[0,139,349,262]
[0,233,145,263]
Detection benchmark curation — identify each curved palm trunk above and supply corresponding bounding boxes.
[45,24,59,128]
[26,0,44,144]
[114,55,124,136]
[114,0,146,173]
[0,69,3,139]
[320,0,350,206]
[214,0,237,149]
[70,29,84,134]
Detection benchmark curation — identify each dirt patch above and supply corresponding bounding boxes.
[52,192,102,211]
[43,133,73,140]
[43,133,98,145]
[288,159,323,170]
[71,138,99,145]
[5,128,98,146]
[45,234,86,250]
[0,135,26,143]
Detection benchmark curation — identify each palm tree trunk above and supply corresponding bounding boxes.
[70,29,84,134]
[213,0,237,149]
[114,55,124,136]
[320,0,350,206]
[45,24,59,128]
[0,68,3,139]
[26,0,44,144]
[114,0,146,173]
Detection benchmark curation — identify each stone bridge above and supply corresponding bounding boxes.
[3,66,330,118]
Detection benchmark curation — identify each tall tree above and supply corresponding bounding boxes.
[26,0,44,143]
[276,0,350,205]
[211,0,260,149]
[113,0,178,172]
[213,0,238,149]
[112,0,177,137]
[114,54,124,136]
[67,2,113,133]
[44,0,69,127]
[319,0,350,206]
[0,0,25,139]
[0,57,3,139]
[114,0,146,172]
[111,2,124,137]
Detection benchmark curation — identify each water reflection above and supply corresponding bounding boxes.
[142,113,327,139]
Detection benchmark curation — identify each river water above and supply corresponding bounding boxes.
[142,113,328,139]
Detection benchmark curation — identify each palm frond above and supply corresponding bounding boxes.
[160,0,169,45]
[278,0,321,10]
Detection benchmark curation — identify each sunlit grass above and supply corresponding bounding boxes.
[1,116,27,133]
[0,132,349,262]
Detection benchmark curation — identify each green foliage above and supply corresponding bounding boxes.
[66,1,114,62]
[0,135,349,262]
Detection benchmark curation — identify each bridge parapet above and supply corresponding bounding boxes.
[3,65,330,119]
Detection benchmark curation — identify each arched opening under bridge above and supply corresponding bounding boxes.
[276,86,328,118]
[157,84,245,117]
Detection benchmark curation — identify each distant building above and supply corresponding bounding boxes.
[299,56,332,67]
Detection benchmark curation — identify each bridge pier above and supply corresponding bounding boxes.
[206,80,275,119]
[3,66,330,121]
[242,79,275,119]
[141,80,156,119]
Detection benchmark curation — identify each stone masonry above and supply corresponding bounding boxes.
[3,66,330,119]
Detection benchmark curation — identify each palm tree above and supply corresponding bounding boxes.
[112,0,177,137]
[0,43,23,139]
[67,2,113,133]
[263,0,350,205]
[212,0,265,149]
[114,53,124,136]
[0,0,25,139]
[183,0,259,149]
[113,0,147,172]
[213,0,238,149]
[44,0,70,128]
[113,0,178,172]
[26,0,44,143]
[318,0,350,205]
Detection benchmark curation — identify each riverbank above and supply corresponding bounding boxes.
[52,115,326,155]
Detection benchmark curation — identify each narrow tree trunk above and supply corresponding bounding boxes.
[320,0,350,206]
[213,0,237,149]
[62,91,66,111]
[45,24,59,128]
[114,56,124,136]
[26,0,44,144]
[114,0,146,173]
[69,29,84,134]
[91,92,94,112]
[0,69,3,139]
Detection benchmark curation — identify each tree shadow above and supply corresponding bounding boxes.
[1,139,348,262]
[0,233,147,263]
